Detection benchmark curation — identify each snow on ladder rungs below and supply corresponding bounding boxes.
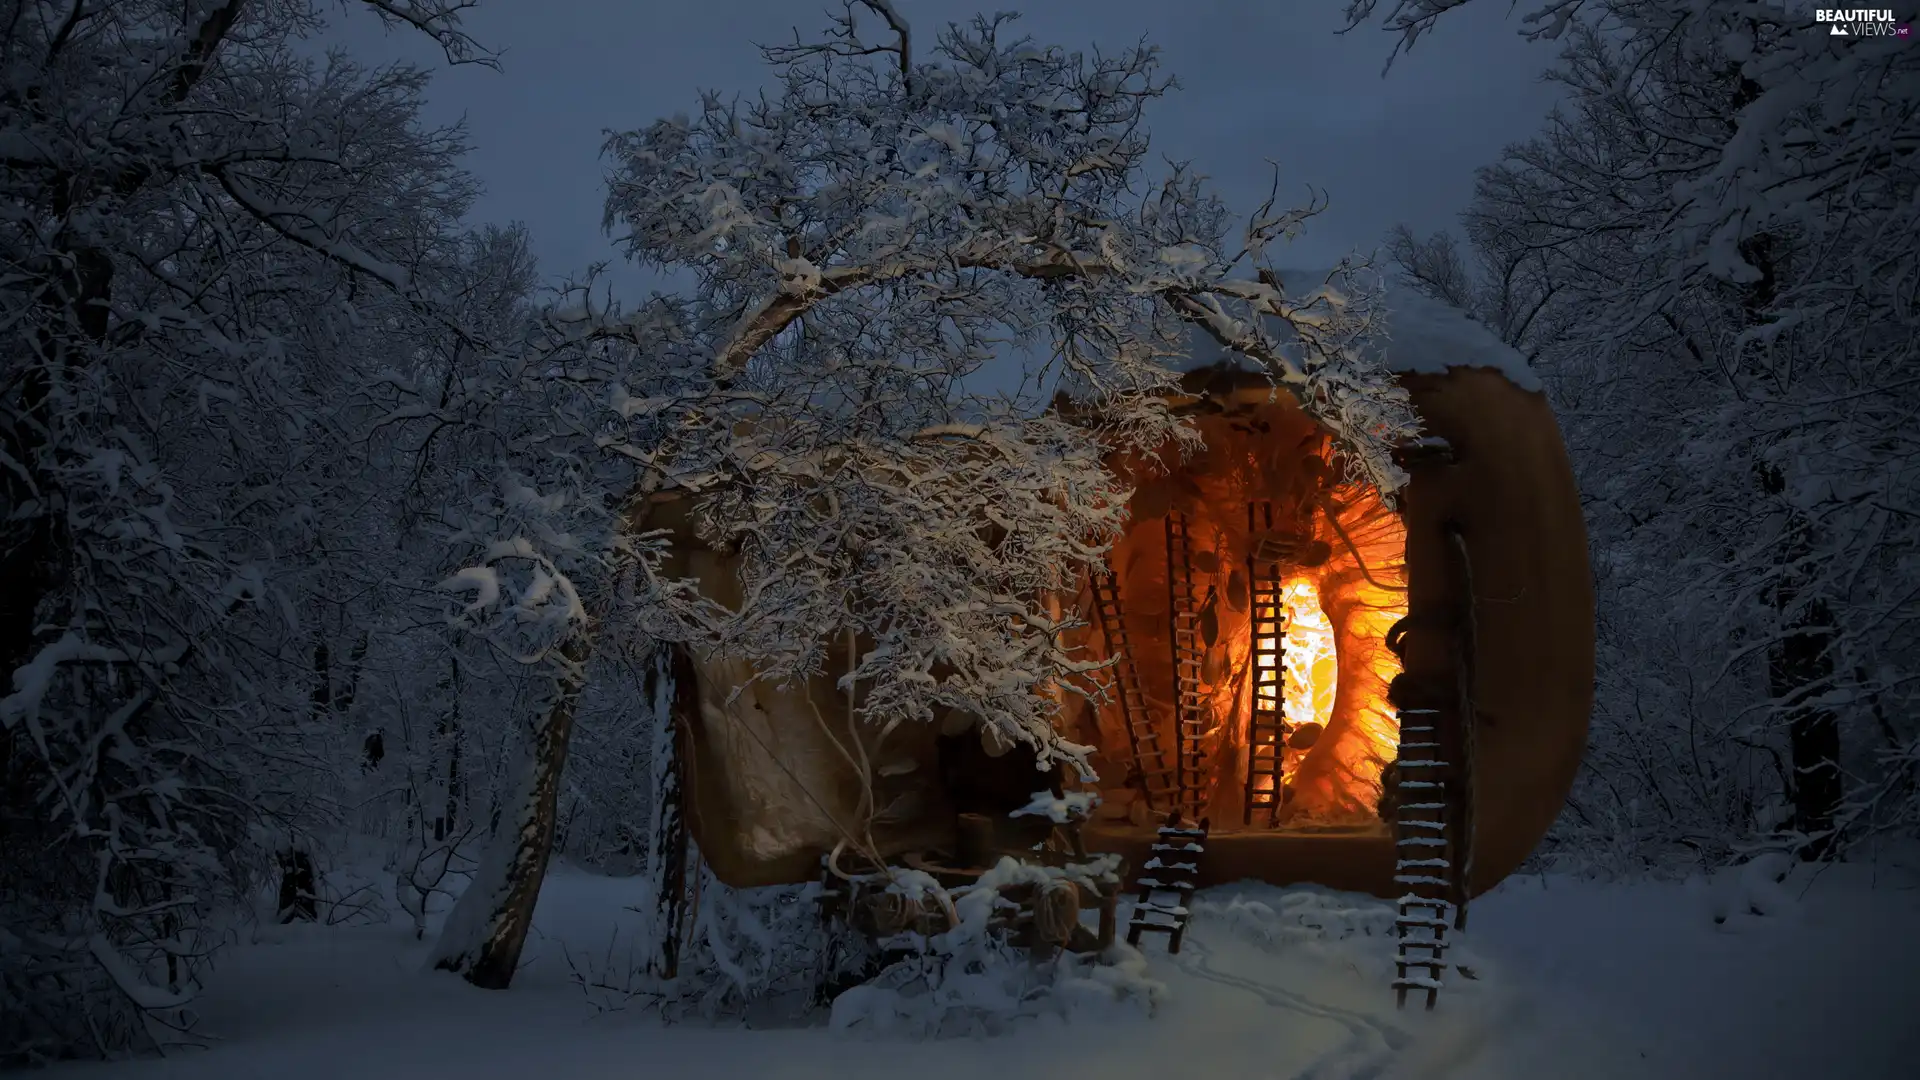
[1394,893,1458,1011]
[1393,692,1462,1013]
[1126,814,1210,956]
[1134,877,1194,891]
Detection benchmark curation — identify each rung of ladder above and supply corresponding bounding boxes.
[1129,806,1208,953]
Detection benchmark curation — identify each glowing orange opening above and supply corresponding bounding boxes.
[1222,495,1406,824]
[1093,401,1408,830]
[1278,579,1337,733]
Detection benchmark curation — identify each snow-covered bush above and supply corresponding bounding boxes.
[558,862,874,1020]
[591,851,1163,1036]
[828,857,1165,1036]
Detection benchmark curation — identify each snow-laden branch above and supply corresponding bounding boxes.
[510,11,1425,774]
[355,0,499,68]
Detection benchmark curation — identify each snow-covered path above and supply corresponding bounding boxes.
[47,863,1920,1080]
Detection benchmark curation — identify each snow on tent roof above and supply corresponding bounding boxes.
[1182,270,1542,393]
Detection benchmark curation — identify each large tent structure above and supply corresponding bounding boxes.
[641,280,1593,913]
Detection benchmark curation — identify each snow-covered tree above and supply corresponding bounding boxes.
[1374,0,1920,866]
[0,0,513,1059]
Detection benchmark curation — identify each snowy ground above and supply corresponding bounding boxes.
[49,858,1920,1080]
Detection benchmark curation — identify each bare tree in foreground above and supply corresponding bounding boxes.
[423,3,1423,988]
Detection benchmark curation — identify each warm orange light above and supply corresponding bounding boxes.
[1278,483,1408,821]
[1279,580,1337,732]
[1219,484,1407,824]
[1091,407,1410,828]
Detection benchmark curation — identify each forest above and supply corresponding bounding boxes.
[1,0,1914,1073]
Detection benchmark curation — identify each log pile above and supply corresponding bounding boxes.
[816,801,1127,959]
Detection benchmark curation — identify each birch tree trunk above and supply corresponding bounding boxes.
[429,634,592,989]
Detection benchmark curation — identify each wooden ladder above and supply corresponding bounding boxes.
[1383,436,1480,1011]
[1243,501,1290,825]
[1089,569,1177,812]
[1165,511,1210,822]
[1125,813,1210,954]
[1391,707,1454,1009]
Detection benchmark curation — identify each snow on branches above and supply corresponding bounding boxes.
[0,0,505,1057]
[601,11,1417,490]
[1377,0,1919,865]
[574,12,1416,776]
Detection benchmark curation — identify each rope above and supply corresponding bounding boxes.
[1446,524,1479,932]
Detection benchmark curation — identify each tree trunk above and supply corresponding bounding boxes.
[641,646,691,978]
[1772,588,1841,860]
[434,654,463,841]
[309,640,332,721]
[337,632,369,714]
[338,631,370,771]
[276,850,317,923]
[1756,458,1841,860]
[0,232,113,683]
[428,634,591,989]
[1736,173,1840,861]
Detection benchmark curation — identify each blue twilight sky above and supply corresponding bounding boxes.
[324,1,1562,301]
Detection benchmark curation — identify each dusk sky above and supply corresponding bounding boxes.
[326,1,1563,300]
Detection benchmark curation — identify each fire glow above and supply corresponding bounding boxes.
[1097,403,1412,828]
[1278,579,1337,732]
[1230,491,1407,823]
